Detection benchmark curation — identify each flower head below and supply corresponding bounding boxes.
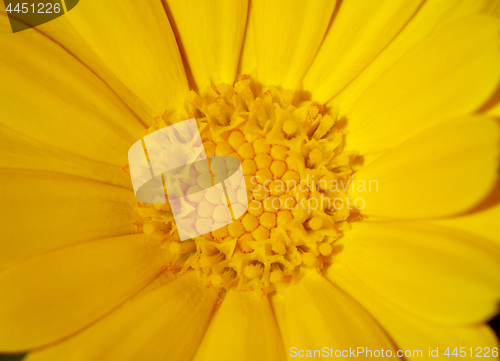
[0,0,500,360]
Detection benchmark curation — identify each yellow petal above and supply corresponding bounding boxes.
[0,13,144,166]
[495,0,500,17]
[350,117,499,219]
[302,0,424,104]
[338,14,500,155]
[165,0,248,92]
[0,169,136,267]
[0,234,169,352]
[433,176,500,242]
[326,264,499,361]
[327,221,500,324]
[193,290,285,361]
[29,0,190,121]
[102,273,215,361]
[252,0,336,89]
[332,0,499,115]
[237,6,256,77]
[0,124,132,189]
[487,99,500,117]
[26,272,216,361]
[271,271,398,356]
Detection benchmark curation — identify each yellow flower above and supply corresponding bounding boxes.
[1,0,500,360]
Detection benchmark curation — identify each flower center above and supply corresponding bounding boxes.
[130,76,358,294]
